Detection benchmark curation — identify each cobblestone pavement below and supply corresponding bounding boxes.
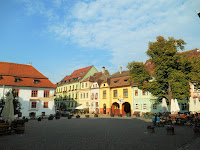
[0,116,199,150]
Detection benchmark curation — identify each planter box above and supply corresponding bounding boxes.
[118,114,122,117]
[167,128,174,135]
[85,115,90,118]
[94,114,98,117]
[110,114,114,117]
[147,127,155,133]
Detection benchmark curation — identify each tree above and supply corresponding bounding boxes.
[127,36,200,104]
[0,90,21,116]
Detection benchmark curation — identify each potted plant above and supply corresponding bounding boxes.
[85,115,90,118]
[126,113,131,117]
[38,117,42,121]
[48,114,54,120]
[68,115,72,119]
[94,114,98,117]
[166,125,174,135]
[147,125,155,133]
[118,113,122,117]
[110,114,114,117]
[76,115,80,118]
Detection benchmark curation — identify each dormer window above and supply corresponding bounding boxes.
[34,79,40,84]
[124,79,128,82]
[14,78,21,83]
[114,80,119,83]
[0,75,3,80]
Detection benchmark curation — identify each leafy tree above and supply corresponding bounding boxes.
[127,36,200,104]
[0,90,21,116]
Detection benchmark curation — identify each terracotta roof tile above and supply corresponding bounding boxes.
[0,62,56,88]
[61,66,93,84]
[0,62,47,79]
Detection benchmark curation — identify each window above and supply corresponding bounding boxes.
[44,102,48,108]
[143,103,147,109]
[73,85,74,90]
[123,89,128,97]
[75,102,77,107]
[114,80,119,83]
[95,102,98,107]
[34,79,40,84]
[86,93,88,98]
[31,102,37,108]
[182,103,187,110]
[82,83,84,88]
[86,82,87,87]
[153,104,157,110]
[68,103,70,107]
[14,78,21,83]
[86,102,89,106]
[113,90,117,98]
[76,93,78,99]
[69,94,71,99]
[135,104,139,109]
[84,93,85,98]
[13,89,19,97]
[71,102,73,107]
[95,93,98,99]
[31,90,38,97]
[135,90,138,96]
[81,94,82,99]
[142,90,146,96]
[70,86,71,90]
[103,90,106,99]
[91,93,94,100]
[44,90,50,97]
[72,94,74,99]
[104,84,105,86]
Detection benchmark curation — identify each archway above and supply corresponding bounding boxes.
[29,112,36,118]
[111,102,120,115]
[122,102,131,115]
[103,104,106,114]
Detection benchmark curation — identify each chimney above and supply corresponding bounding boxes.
[102,66,105,74]
[120,66,122,74]
[27,63,32,65]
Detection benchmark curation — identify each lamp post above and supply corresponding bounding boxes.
[196,10,200,18]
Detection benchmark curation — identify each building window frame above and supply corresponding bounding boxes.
[123,89,128,98]
[31,90,38,97]
[113,90,117,98]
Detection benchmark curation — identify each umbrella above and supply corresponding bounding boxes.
[189,97,196,114]
[75,105,89,110]
[171,99,180,114]
[1,92,15,124]
[161,98,168,113]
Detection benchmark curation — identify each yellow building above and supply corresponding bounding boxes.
[100,68,133,115]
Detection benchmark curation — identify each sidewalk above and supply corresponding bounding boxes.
[177,136,200,150]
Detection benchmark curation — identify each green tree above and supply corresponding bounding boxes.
[127,36,200,104]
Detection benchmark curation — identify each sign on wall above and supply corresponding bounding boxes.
[117,98,124,103]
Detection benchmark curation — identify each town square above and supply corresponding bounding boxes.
[1,0,200,150]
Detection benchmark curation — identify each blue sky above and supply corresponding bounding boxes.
[1,0,200,83]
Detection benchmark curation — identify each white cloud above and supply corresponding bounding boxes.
[20,0,200,72]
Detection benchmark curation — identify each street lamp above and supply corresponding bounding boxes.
[196,10,200,18]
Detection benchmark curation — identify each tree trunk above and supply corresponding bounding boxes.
[165,84,173,105]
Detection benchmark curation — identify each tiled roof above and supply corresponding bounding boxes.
[0,62,56,88]
[0,62,47,79]
[110,76,131,87]
[60,66,93,84]
[81,70,110,86]
[180,48,200,57]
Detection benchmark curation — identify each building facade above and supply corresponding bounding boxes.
[0,62,56,118]
[55,66,98,111]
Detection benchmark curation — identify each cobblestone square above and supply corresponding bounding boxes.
[0,116,199,150]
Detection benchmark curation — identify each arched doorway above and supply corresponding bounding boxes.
[103,104,106,114]
[111,102,120,115]
[122,102,131,115]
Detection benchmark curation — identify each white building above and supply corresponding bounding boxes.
[0,62,56,118]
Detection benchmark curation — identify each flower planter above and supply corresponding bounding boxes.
[68,115,72,119]
[48,115,54,120]
[85,115,90,118]
[147,126,155,133]
[167,127,174,135]
[110,114,114,117]
[24,118,29,122]
[126,113,131,117]
[76,115,80,118]
[94,114,98,117]
[118,114,122,117]
[38,117,42,121]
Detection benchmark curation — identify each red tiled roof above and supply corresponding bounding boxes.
[61,66,93,83]
[110,76,131,87]
[0,62,47,79]
[0,62,56,88]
